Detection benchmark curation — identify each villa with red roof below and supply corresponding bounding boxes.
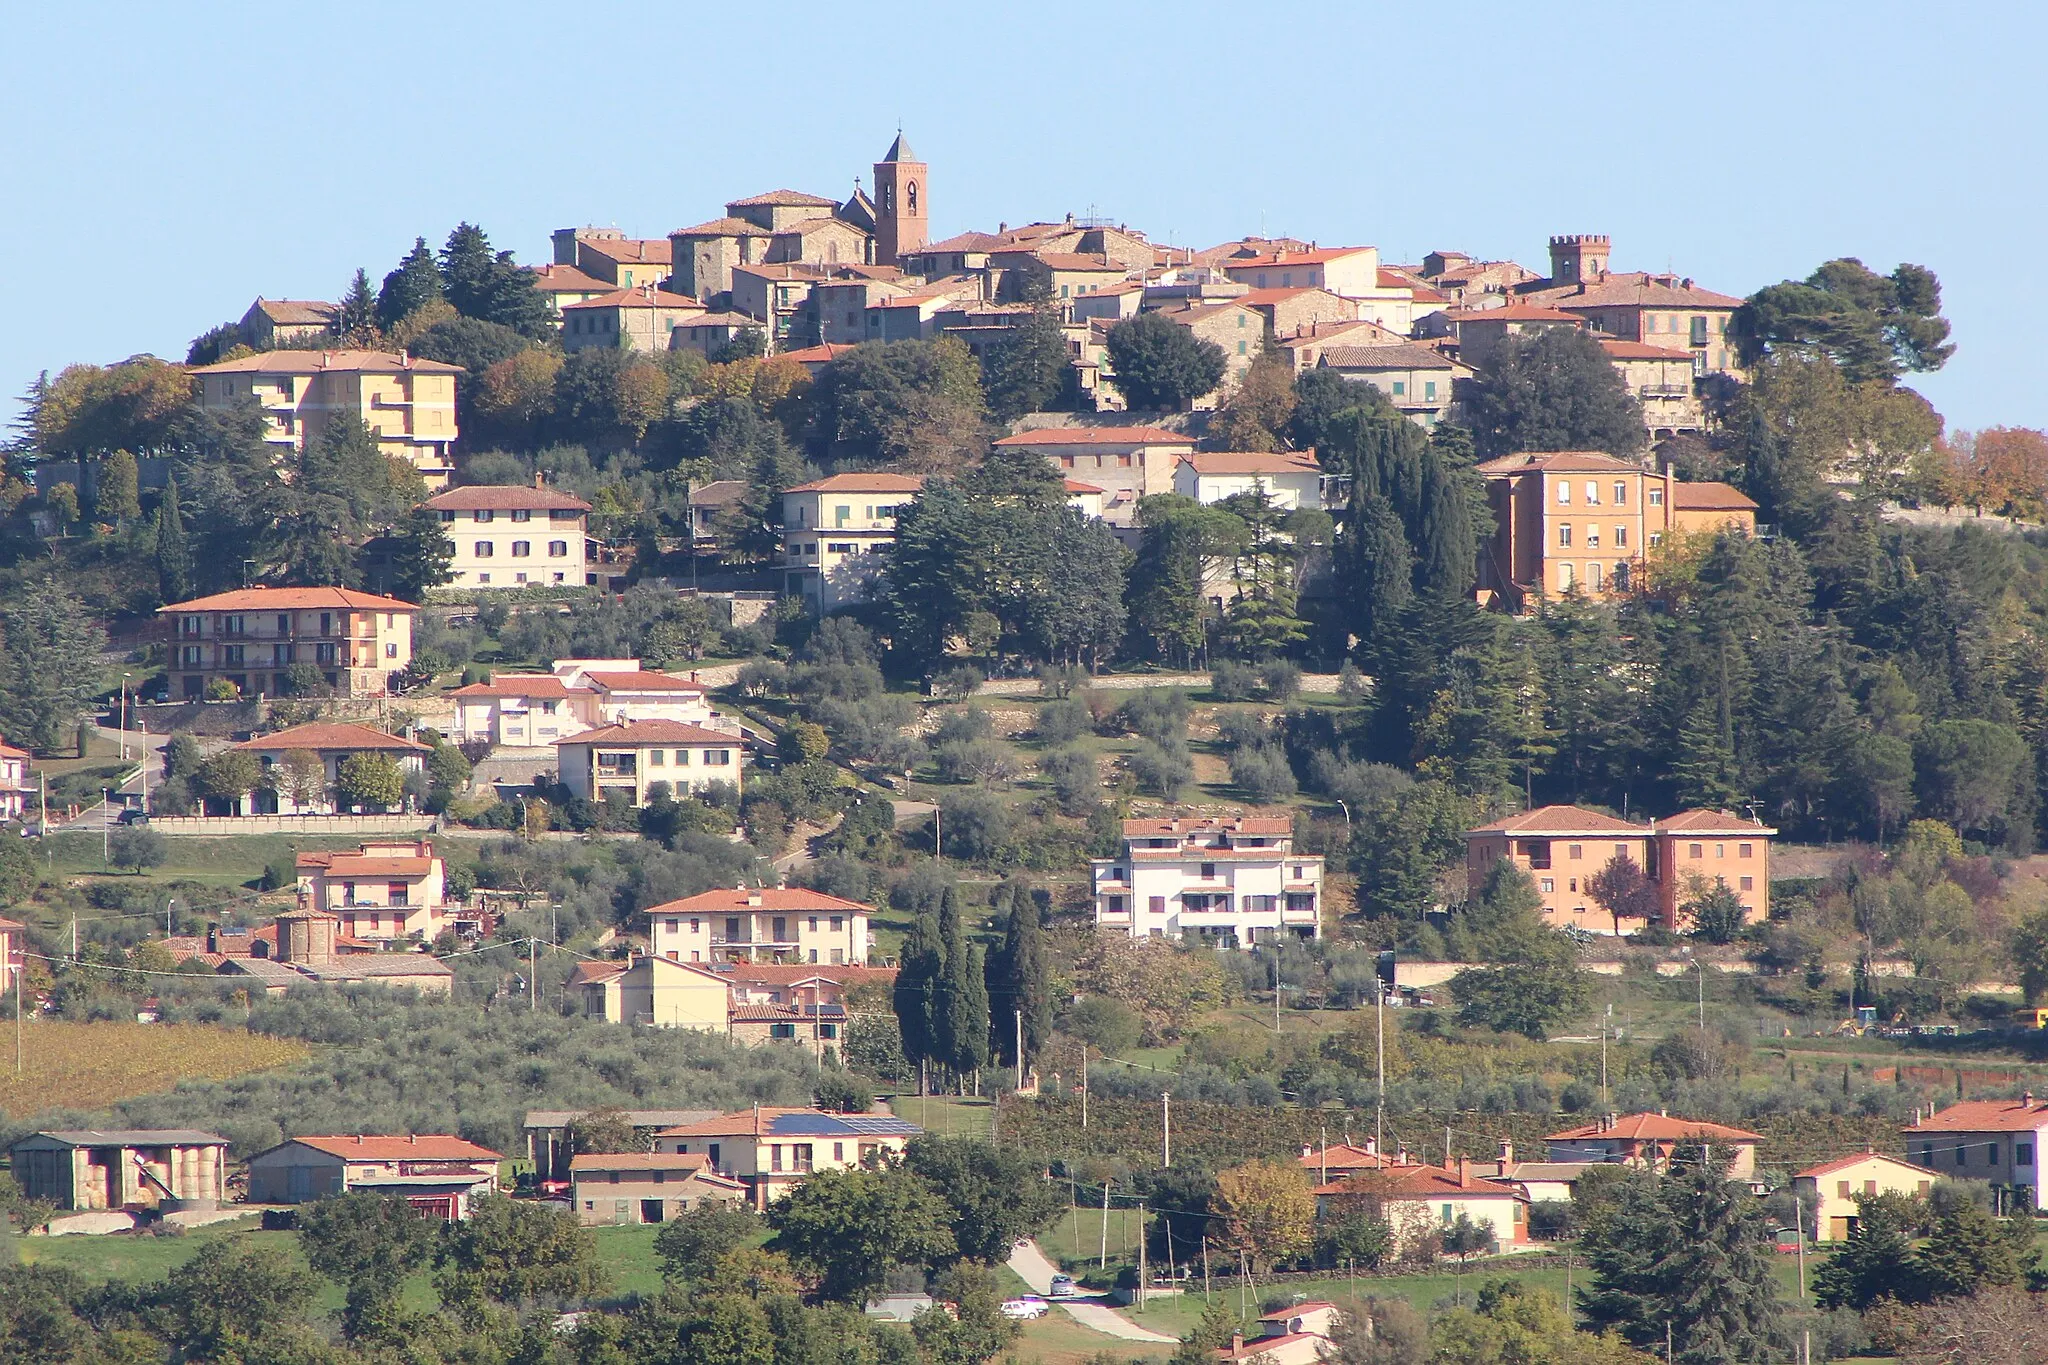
[1902,1095,2048,1210]
[1793,1150,1937,1240]
[655,1106,922,1208]
[992,426,1196,522]
[647,886,872,966]
[554,720,741,805]
[1313,1156,1532,1257]
[780,472,927,610]
[1467,804,1774,934]
[295,840,449,942]
[447,658,722,748]
[160,586,418,700]
[423,480,593,590]
[1544,1112,1763,1181]
[1092,816,1322,948]
[224,722,432,816]
[245,1134,502,1219]
[1172,450,1324,511]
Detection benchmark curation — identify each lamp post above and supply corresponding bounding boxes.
[1680,947,1704,1035]
[120,674,131,761]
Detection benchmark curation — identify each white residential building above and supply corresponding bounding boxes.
[0,739,28,822]
[779,473,925,611]
[554,720,742,805]
[646,887,872,966]
[1171,451,1324,511]
[423,482,594,589]
[1092,816,1323,947]
[447,661,723,747]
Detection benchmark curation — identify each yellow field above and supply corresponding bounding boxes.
[0,1020,307,1118]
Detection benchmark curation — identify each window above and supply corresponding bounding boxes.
[706,750,731,765]
[1568,844,1583,860]
[1740,876,1754,890]
[549,541,568,557]
[1586,528,1600,548]
[1587,562,1603,591]
[475,541,494,557]
[1837,1180,1851,1199]
[1200,863,1216,879]
[1716,843,1726,858]
[385,642,397,658]
[1648,532,1662,548]
[1425,380,1437,400]
[2020,1143,2034,1164]
[1614,525,1628,548]
[474,509,494,522]
[478,573,491,584]
[1585,481,1600,504]
[1148,896,1166,913]
[1690,316,1709,346]
[1614,482,1628,505]
[833,1142,845,1162]
[1392,380,1406,396]
[1558,562,1573,590]
[511,541,531,557]
[1690,843,1704,859]
[1738,843,1753,858]
[1648,488,1664,507]
[1539,878,1556,893]
[649,750,666,766]
[1237,340,1247,355]
[511,509,531,522]
[1558,524,1573,546]
[1556,482,1571,504]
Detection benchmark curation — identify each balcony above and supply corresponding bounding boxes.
[1639,384,1693,399]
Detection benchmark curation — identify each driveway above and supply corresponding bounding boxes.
[1005,1239,1179,1344]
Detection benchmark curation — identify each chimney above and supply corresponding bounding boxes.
[206,923,219,955]
[1498,1138,1514,1166]
[1229,1333,1244,1356]
[1302,1145,1314,1160]
[2026,1090,2036,1107]
[1458,1155,1470,1188]
[1658,1108,1668,1118]
[534,472,545,490]
[1364,1136,1377,1156]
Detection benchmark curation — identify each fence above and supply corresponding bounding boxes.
[144,814,438,836]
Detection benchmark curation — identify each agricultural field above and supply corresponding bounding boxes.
[0,1020,308,1120]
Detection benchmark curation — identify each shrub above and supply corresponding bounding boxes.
[1064,996,1142,1055]
[813,1071,873,1113]
[1038,747,1100,815]
[937,790,1015,864]
[1130,740,1194,801]
[931,666,983,701]
[1032,698,1092,745]
[1337,661,1368,700]
[738,660,787,697]
[1211,661,1258,701]
[935,739,1022,788]
[1117,689,1190,743]
[1257,660,1301,700]
[930,708,994,747]
[1229,748,1297,804]
[108,826,168,873]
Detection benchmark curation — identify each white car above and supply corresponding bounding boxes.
[1047,1274,1080,1298]
[1000,1296,1050,1320]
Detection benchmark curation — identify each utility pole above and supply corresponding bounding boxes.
[530,937,537,1012]
[1600,1004,1611,1101]
[1015,1009,1024,1092]
[1794,1192,1806,1300]
[1375,979,1386,1155]
[1080,1045,1088,1129]
[120,676,130,761]
[1099,1180,1109,1268]
[1137,1201,1148,1310]
[1272,954,1280,1033]
[101,789,110,867]
[1161,1091,1171,1168]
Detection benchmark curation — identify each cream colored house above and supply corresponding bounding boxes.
[561,286,704,353]
[780,472,925,610]
[189,349,463,485]
[239,298,337,348]
[449,662,720,747]
[554,720,740,805]
[525,263,616,317]
[570,1152,747,1225]
[230,722,432,815]
[573,953,732,1032]
[1318,343,1471,429]
[991,426,1195,524]
[1314,1158,1530,1258]
[162,586,418,700]
[1222,246,1382,298]
[295,840,449,942]
[1600,339,1706,437]
[1092,816,1323,948]
[655,1107,921,1209]
[1171,451,1324,511]
[423,482,593,588]
[1545,1113,1763,1182]
[646,886,872,967]
[1792,1151,1935,1242]
[568,234,673,290]
[670,311,767,358]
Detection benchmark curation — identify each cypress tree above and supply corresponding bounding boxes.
[985,879,1050,1068]
[933,885,973,1081]
[1346,493,1413,659]
[98,450,141,526]
[1413,450,1475,599]
[153,475,192,604]
[892,910,944,1088]
[333,268,379,343]
[956,944,991,1077]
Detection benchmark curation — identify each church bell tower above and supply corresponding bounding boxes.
[872,131,927,267]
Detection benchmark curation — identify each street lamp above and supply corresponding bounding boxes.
[1680,946,1705,1035]
[120,674,131,761]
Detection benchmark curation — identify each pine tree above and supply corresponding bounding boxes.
[377,237,443,332]
[0,578,108,751]
[980,305,1068,421]
[1671,696,1742,809]
[154,475,192,604]
[985,879,1050,1069]
[892,910,944,1089]
[1345,493,1413,660]
[97,450,141,526]
[333,269,379,344]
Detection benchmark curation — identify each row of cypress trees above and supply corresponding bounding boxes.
[891,876,1051,1091]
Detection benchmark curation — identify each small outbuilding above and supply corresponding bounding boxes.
[568,1151,747,1225]
[8,1129,228,1211]
[245,1134,502,1219]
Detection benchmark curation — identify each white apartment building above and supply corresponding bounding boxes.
[554,720,742,805]
[780,473,925,611]
[447,660,724,747]
[423,482,594,588]
[645,887,871,966]
[1092,816,1323,947]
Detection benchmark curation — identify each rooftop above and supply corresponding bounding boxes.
[1319,342,1461,371]
[727,189,841,209]
[1471,450,1646,477]
[782,472,926,494]
[191,349,464,376]
[1903,1098,2048,1134]
[1546,1112,1764,1143]
[1669,483,1760,513]
[448,675,580,700]
[234,722,432,754]
[581,670,706,693]
[1467,803,1650,836]
[249,299,338,326]
[161,586,419,614]
[562,287,701,312]
[279,1134,500,1161]
[575,237,672,266]
[556,719,734,747]
[993,426,1192,447]
[648,886,873,916]
[1178,451,1321,477]
[424,485,592,512]
[1222,246,1376,270]
[13,1129,228,1148]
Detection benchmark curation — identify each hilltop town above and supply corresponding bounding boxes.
[0,128,2046,1365]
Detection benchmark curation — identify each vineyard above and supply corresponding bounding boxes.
[0,1020,308,1126]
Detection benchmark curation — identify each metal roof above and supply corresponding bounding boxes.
[16,1129,228,1148]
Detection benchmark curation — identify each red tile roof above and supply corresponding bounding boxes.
[1598,339,1696,361]
[1320,343,1461,371]
[1222,246,1376,270]
[161,586,419,613]
[1467,803,1649,835]
[284,1134,500,1161]
[1231,287,1343,307]
[250,299,338,325]
[724,963,896,987]
[1655,807,1773,833]
[449,675,580,699]
[1669,483,1760,513]
[526,264,614,293]
[314,855,436,876]
[1316,1162,1529,1199]
[562,288,701,312]
[727,189,840,208]
[1064,479,1105,494]
[1546,1113,1763,1143]
[0,741,29,760]
[647,887,872,916]
[1794,1151,1930,1180]
[1299,1143,1395,1172]
[581,670,706,693]
[191,350,465,375]
[576,237,672,266]
[1178,452,1321,477]
[556,720,735,747]
[782,473,926,493]
[777,343,856,365]
[1470,450,1644,476]
[1123,816,1293,836]
[234,722,432,754]
[1455,305,1585,325]
[994,426,1192,447]
[567,961,627,989]
[569,1152,718,1173]
[656,1106,812,1138]
[1902,1099,2048,1134]
[425,486,592,512]
[1026,252,1127,272]
[1546,278,1745,311]
[672,217,768,237]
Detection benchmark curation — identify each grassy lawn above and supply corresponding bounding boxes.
[39,831,371,891]
[891,1095,996,1141]
[0,1020,309,1117]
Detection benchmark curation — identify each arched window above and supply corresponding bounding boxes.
[880,184,894,213]
[907,181,918,213]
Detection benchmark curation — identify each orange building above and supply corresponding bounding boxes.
[1465,804,1775,934]
[1473,450,1757,611]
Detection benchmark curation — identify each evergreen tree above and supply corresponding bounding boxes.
[439,223,551,337]
[1217,486,1305,658]
[1103,312,1227,410]
[97,450,141,525]
[1671,695,1742,809]
[1812,1194,1925,1311]
[1911,1200,2035,1299]
[1465,327,1647,460]
[0,577,108,751]
[984,879,1050,1068]
[955,944,991,1077]
[153,474,192,603]
[1126,495,1244,667]
[892,909,944,1087]
[1578,1155,1782,1364]
[1413,448,1475,598]
[980,305,1067,421]
[333,269,379,344]
[1344,493,1412,660]
[377,237,444,331]
[368,506,456,602]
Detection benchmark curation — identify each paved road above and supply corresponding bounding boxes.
[1005,1239,1179,1344]
[44,724,159,831]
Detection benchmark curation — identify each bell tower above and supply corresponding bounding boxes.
[872,131,927,267]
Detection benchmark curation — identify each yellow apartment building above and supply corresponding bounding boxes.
[422,481,594,588]
[189,350,463,486]
[1473,450,1757,610]
[779,472,925,610]
[160,586,418,699]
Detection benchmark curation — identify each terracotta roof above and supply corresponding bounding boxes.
[581,670,706,693]
[1064,479,1104,494]
[648,887,872,916]
[1317,1162,1529,1199]
[1656,806,1773,832]
[672,217,768,237]
[915,231,1005,254]
[782,472,926,493]
[732,262,833,282]
[1902,1099,2048,1134]
[570,1152,716,1173]
[777,343,855,365]
[689,480,750,507]
[656,1107,920,1139]
[556,720,734,747]
[526,264,614,293]
[425,485,592,511]
[674,311,763,328]
[1232,287,1343,307]
[1217,1332,1321,1360]
[160,586,419,614]
[994,426,1192,447]
[1260,1302,1340,1320]
[190,349,464,376]
[567,961,626,989]
[1320,343,1460,371]
[1454,305,1585,325]
[282,1134,500,1162]
[724,963,895,987]
[1299,1143,1395,1171]
[562,288,701,311]
[1669,483,1759,513]
[727,189,840,208]
[234,722,431,754]
[250,299,338,325]
[317,856,436,876]
[1546,278,1744,311]
[1026,252,1127,272]
[1598,339,1696,361]
[449,675,580,699]
[1545,1113,1763,1143]
[730,1003,847,1022]
[576,237,671,266]
[1467,803,1650,836]
[1123,816,1293,836]
[1471,450,1644,476]
[0,741,29,759]
[1178,452,1321,477]
[1794,1151,1931,1180]
[1222,246,1376,270]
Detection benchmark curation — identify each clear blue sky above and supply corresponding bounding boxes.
[4,1,2041,435]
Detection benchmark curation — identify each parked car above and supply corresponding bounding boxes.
[1047,1274,1079,1299]
[1000,1297,1049,1320]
